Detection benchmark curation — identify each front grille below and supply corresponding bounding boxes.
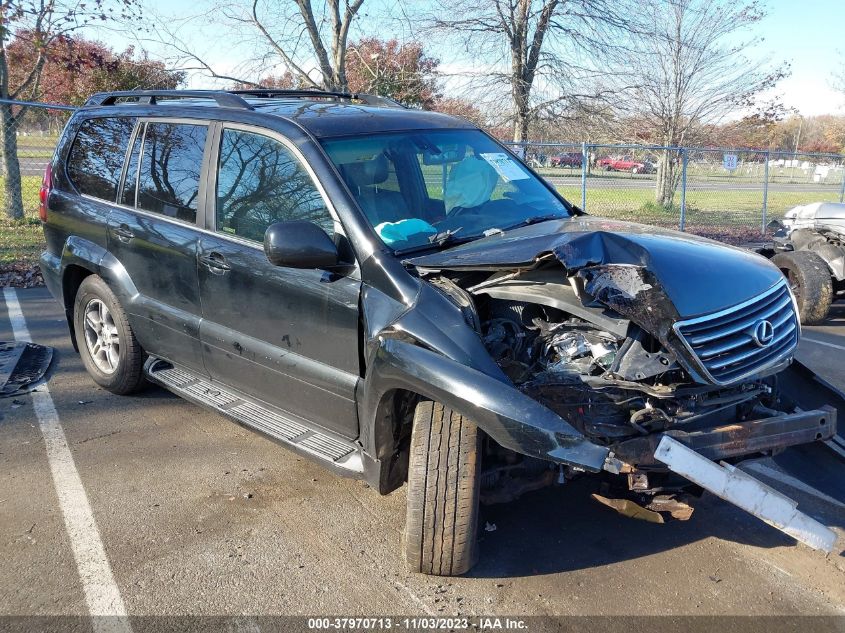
[673,280,798,385]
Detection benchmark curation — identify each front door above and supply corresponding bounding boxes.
[198,124,361,439]
[108,119,211,373]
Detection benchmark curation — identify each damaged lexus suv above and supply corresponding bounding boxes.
[41,90,837,576]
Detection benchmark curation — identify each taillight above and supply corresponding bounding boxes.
[39,163,52,222]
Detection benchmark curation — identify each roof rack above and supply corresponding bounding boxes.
[85,88,405,109]
[231,89,404,108]
[85,90,254,109]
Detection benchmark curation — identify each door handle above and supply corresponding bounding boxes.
[112,224,135,243]
[199,251,231,272]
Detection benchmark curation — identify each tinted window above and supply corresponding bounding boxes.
[67,117,135,201]
[216,128,333,242]
[136,123,207,223]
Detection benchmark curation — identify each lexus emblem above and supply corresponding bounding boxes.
[751,320,775,348]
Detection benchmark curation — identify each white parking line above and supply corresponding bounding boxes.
[742,461,845,511]
[3,288,131,633]
[801,337,845,352]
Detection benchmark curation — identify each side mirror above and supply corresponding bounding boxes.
[264,220,339,269]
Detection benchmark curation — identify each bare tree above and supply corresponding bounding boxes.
[0,0,139,219]
[423,0,630,142]
[152,0,365,91]
[834,53,845,97]
[619,0,785,208]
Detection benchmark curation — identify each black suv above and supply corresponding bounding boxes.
[41,89,836,575]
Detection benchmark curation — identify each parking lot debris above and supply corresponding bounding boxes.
[591,493,665,523]
[655,436,837,552]
[646,494,695,520]
[0,341,53,397]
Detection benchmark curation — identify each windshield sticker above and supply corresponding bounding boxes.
[480,153,530,182]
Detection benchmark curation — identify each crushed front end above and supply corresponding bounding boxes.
[407,222,837,547]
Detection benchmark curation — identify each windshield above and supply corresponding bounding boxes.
[321,129,572,252]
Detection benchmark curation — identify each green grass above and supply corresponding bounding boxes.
[0,215,44,266]
[556,185,837,226]
[0,175,45,266]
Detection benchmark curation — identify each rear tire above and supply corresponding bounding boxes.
[73,275,147,395]
[772,250,833,325]
[404,401,482,576]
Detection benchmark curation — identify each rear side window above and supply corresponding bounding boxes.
[67,117,135,201]
[215,128,333,241]
[135,122,208,223]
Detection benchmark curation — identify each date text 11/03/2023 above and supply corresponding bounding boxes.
[306,617,528,630]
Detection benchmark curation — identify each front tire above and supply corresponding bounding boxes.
[404,401,482,576]
[772,250,833,325]
[73,275,146,394]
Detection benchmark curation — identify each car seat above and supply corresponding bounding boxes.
[340,153,407,225]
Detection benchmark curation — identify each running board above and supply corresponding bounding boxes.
[144,358,363,473]
[654,436,836,552]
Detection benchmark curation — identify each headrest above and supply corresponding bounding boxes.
[341,153,389,188]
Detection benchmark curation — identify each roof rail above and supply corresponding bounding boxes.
[230,88,353,100]
[85,90,253,109]
[84,88,406,110]
[230,88,405,108]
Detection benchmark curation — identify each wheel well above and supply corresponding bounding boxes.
[371,388,424,494]
[62,265,94,351]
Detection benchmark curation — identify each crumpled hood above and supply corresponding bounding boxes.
[405,216,783,318]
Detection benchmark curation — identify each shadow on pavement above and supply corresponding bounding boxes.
[471,473,840,578]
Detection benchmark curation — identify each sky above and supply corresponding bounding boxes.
[758,0,844,116]
[86,0,845,118]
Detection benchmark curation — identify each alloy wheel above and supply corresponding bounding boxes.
[82,298,120,374]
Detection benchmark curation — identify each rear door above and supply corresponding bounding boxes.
[108,119,211,373]
[197,123,361,439]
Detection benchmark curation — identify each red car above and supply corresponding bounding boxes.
[549,152,582,167]
[596,156,654,173]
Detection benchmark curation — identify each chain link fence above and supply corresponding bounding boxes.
[0,99,75,218]
[511,142,845,244]
[1,99,75,283]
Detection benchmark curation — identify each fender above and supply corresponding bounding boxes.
[46,236,141,351]
[56,235,140,307]
[360,338,609,473]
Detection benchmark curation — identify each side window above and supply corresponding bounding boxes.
[216,128,333,242]
[136,122,208,223]
[67,117,135,201]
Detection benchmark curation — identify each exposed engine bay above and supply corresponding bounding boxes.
[431,264,793,452]
[481,299,780,444]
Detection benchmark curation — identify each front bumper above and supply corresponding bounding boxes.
[609,407,836,469]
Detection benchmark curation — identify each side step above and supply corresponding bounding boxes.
[144,358,363,474]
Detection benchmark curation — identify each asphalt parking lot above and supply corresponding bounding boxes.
[2,287,845,624]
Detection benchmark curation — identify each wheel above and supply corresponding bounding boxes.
[771,250,833,325]
[632,167,640,174]
[73,275,147,394]
[404,401,482,576]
